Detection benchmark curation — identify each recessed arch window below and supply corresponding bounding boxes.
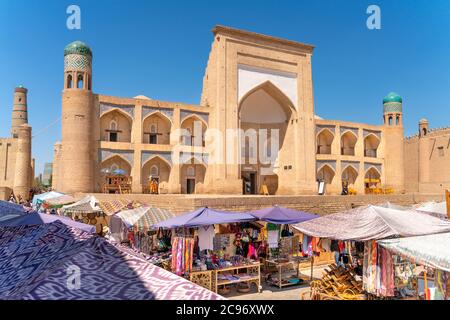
[149,124,158,144]
[150,165,159,177]
[396,115,400,125]
[109,120,118,142]
[388,116,393,126]
[67,74,73,89]
[186,166,195,177]
[77,74,84,89]
[110,120,117,131]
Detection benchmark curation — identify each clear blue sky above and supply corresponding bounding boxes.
[1,0,450,176]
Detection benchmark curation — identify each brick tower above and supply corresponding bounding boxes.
[383,92,405,193]
[60,41,94,193]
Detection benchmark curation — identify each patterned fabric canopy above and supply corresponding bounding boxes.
[378,233,450,272]
[98,199,131,216]
[113,206,176,233]
[0,221,223,300]
[292,205,450,241]
[0,201,32,222]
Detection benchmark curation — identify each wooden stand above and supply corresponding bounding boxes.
[215,263,261,294]
[266,257,312,289]
[103,175,132,194]
[190,263,261,294]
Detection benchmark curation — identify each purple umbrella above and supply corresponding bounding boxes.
[152,207,256,229]
[248,205,318,224]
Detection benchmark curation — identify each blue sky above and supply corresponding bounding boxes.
[1,0,450,175]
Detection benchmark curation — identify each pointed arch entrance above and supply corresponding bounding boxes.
[180,157,207,194]
[238,81,296,195]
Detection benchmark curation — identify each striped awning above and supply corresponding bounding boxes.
[115,206,176,232]
[98,199,131,216]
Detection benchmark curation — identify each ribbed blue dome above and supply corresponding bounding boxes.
[64,41,92,57]
[383,92,402,104]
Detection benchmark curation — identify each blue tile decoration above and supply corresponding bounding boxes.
[363,129,381,139]
[364,162,382,174]
[316,160,336,172]
[99,149,134,165]
[64,54,91,72]
[316,125,336,135]
[141,151,172,167]
[180,152,209,165]
[142,106,173,122]
[341,161,360,172]
[180,110,209,125]
[100,103,135,119]
[340,126,359,137]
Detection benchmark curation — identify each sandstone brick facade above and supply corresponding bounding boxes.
[0,87,33,200]
[51,26,446,198]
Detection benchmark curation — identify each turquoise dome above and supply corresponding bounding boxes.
[64,41,92,57]
[383,92,402,104]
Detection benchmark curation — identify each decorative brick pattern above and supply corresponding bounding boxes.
[64,54,91,72]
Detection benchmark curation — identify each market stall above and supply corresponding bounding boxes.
[378,233,450,300]
[247,206,319,289]
[43,195,76,209]
[292,205,450,300]
[109,206,175,258]
[31,191,64,210]
[153,207,263,294]
[60,195,105,234]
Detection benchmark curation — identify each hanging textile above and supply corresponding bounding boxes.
[363,240,378,294]
[268,230,279,248]
[378,246,395,296]
[171,236,195,276]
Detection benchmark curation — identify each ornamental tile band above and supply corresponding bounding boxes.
[100,103,135,119]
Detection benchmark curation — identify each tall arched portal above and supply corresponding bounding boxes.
[238,81,295,195]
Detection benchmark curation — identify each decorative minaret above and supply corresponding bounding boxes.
[383,92,405,193]
[11,86,28,138]
[60,41,94,193]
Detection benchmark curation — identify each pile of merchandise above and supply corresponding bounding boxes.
[310,264,364,300]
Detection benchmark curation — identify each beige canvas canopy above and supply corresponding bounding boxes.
[292,205,450,241]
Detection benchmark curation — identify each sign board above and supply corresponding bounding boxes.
[318,181,325,195]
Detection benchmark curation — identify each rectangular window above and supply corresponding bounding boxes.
[438,147,444,157]
[149,134,157,144]
[109,132,118,142]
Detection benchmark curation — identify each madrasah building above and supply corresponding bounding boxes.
[49,25,450,197]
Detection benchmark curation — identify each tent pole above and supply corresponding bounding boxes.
[310,256,314,281]
[424,270,428,300]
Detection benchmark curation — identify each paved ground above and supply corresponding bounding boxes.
[227,266,326,300]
